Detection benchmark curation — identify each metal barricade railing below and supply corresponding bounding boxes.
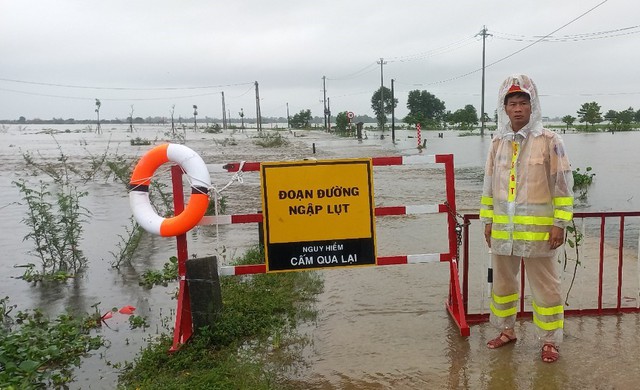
[168,154,469,350]
[461,211,640,325]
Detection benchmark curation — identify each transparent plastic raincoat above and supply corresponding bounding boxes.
[482,75,573,344]
[480,75,574,258]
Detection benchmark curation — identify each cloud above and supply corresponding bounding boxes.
[1,0,639,120]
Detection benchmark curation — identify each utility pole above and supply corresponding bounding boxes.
[193,105,198,132]
[94,99,101,134]
[254,81,262,131]
[286,102,290,129]
[391,78,395,143]
[377,57,387,131]
[322,76,328,131]
[327,97,331,131]
[477,25,492,136]
[221,91,227,131]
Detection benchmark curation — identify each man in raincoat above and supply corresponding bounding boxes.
[480,74,573,363]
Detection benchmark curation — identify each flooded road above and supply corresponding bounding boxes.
[1,124,640,389]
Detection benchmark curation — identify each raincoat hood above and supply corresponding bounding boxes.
[497,74,543,137]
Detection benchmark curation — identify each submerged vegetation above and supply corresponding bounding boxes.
[139,256,179,288]
[14,148,91,282]
[572,166,595,201]
[0,297,104,389]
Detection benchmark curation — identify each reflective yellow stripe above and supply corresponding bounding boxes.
[481,196,493,206]
[508,141,518,202]
[532,301,564,316]
[479,209,494,218]
[554,209,573,221]
[492,214,509,224]
[553,197,574,206]
[492,291,519,304]
[490,302,517,318]
[493,230,550,241]
[493,215,554,226]
[533,314,564,331]
[492,230,510,240]
[513,215,554,226]
[513,231,549,241]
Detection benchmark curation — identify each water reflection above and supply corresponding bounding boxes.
[445,322,471,389]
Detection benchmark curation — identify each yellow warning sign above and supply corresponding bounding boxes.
[260,158,376,272]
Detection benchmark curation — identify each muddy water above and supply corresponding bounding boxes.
[1,125,640,389]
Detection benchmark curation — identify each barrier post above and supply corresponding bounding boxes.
[436,154,470,336]
[186,256,223,332]
[170,165,193,352]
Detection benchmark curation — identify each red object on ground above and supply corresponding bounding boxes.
[101,311,113,320]
[119,305,136,315]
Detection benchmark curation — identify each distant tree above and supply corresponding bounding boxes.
[290,109,312,129]
[18,116,26,123]
[618,107,635,130]
[577,102,602,131]
[128,105,135,132]
[561,115,576,132]
[635,108,640,123]
[335,111,349,133]
[448,104,478,130]
[370,86,397,130]
[604,109,620,132]
[403,89,446,129]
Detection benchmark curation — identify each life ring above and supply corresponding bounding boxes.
[129,143,210,237]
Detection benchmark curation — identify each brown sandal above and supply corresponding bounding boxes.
[541,343,559,363]
[487,331,517,349]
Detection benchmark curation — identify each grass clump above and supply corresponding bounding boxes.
[119,246,323,389]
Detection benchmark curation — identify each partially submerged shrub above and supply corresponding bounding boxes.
[253,132,289,147]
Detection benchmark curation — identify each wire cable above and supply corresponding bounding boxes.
[0,77,253,91]
[402,0,610,87]
[492,24,640,42]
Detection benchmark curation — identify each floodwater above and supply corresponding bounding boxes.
[1,124,640,389]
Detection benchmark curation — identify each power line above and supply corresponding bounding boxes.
[0,77,253,91]
[326,62,378,81]
[327,36,478,82]
[492,25,640,42]
[398,0,610,87]
[387,35,477,63]
[0,87,234,101]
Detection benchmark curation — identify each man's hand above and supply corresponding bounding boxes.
[484,223,492,248]
[549,226,565,249]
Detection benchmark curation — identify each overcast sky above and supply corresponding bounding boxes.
[1,0,638,121]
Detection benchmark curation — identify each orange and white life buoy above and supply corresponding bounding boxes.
[129,143,210,237]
